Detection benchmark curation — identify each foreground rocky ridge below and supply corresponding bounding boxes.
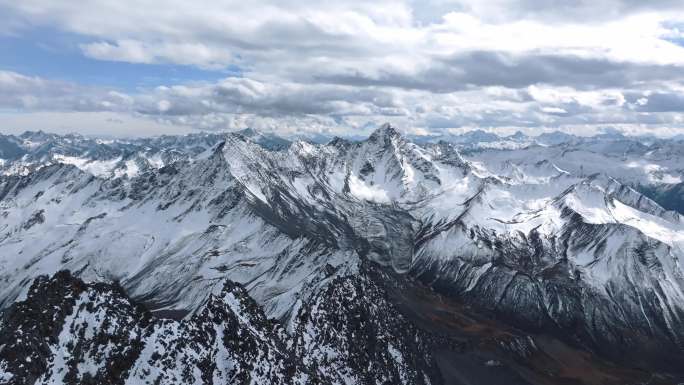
[0,267,442,385]
[3,265,679,385]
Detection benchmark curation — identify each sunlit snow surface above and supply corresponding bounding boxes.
[0,126,683,340]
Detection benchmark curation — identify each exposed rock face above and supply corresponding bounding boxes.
[2,267,684,384]
[293,270,442,384]
[0,268,446,385]
[0,271,147,384]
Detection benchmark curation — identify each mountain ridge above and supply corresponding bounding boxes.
[0,124,683,382]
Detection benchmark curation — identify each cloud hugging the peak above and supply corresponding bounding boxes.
[2,0,684,137]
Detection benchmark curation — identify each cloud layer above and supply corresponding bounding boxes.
[2,0,684,137]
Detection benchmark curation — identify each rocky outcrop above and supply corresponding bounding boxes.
[0,269,446,385]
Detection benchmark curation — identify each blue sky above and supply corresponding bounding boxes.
[2,0,684,138]
[0,27,237,89]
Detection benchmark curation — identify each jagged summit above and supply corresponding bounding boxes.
[506,130,528,141]
[368,122,403,143]
[326,135,352,148]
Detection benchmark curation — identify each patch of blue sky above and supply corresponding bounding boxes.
[0,27,242,90]
[660,21,684,47]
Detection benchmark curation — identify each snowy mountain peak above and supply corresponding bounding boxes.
[368,122,402,143]
[507,130,528,141]
[431,140,468,166]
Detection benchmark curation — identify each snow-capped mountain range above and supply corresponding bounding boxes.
[0,124,683,384]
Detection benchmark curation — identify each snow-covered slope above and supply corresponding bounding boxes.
[462,135,684,211]
[1,125,684,382]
